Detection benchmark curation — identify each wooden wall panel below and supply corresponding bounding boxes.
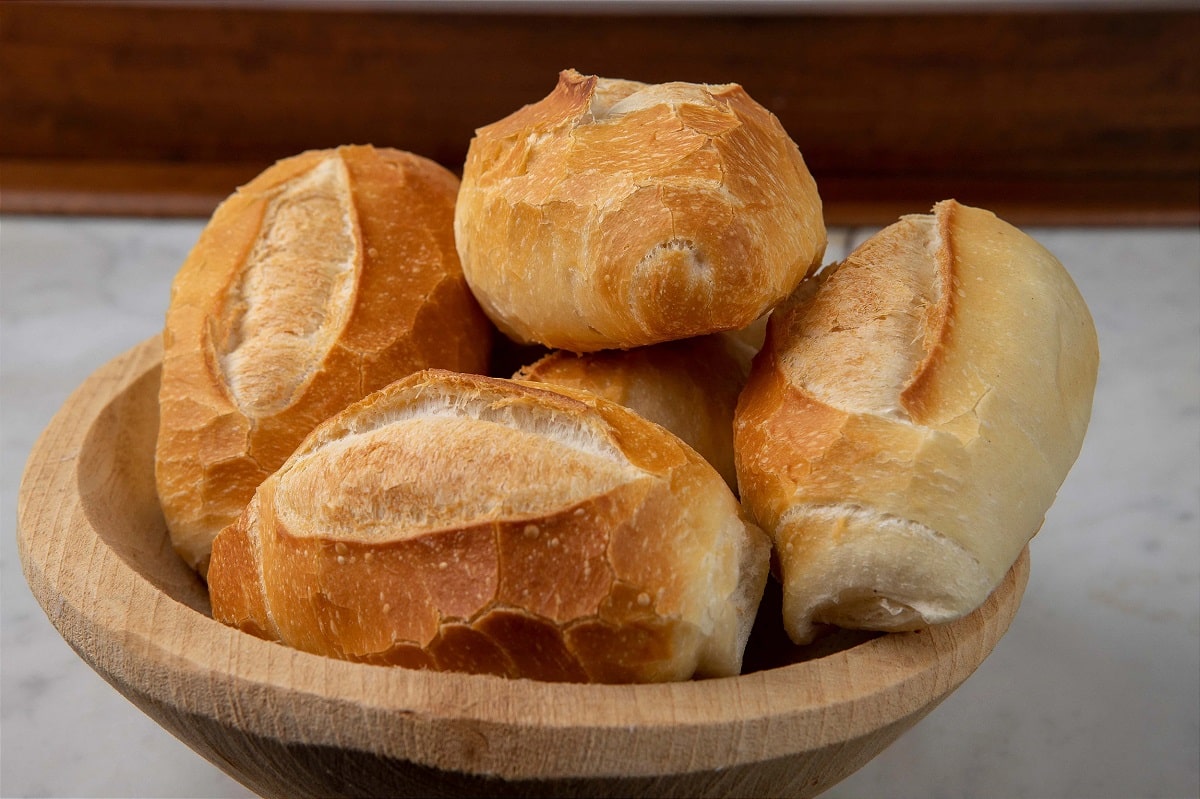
[1,2,1197,224]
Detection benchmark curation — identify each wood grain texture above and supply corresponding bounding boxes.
[17,337,1030,798]
[1,2,1196,224]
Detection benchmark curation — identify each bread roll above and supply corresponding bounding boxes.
[208,369,770,683]
[514,333,756,491]
[156,146,493,576]
[454,68,826,352]
[734,200,1098,644]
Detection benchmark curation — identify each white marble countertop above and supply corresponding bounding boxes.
[1,214,1197,798]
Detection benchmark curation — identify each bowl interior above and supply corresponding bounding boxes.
[76,359,212,615]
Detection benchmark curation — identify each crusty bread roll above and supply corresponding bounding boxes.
[454,68,826,352]
[734,200,1098,644]
[208,369,770,683]
[514,333,756,491]
[156,145,493,576]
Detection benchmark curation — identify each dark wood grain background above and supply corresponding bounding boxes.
[2,2,1197,224]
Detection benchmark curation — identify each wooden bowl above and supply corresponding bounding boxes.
[17,338,1029,799]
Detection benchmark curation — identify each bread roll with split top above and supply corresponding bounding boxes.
[514,332,757,491]
[155,145,493,576]
[208,369,770,683]
[454,68,826,352]
[734,200,1098,644]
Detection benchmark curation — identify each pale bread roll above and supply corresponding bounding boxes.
[208,369,770,683]
[156,146,493,576]
[454,69,826,352]
[514,333,757,491]
[734,200,1098,644]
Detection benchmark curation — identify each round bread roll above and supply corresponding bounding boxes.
[208,369,770,683]
[734,200,1098,644]
[454,68,827,352]
[514,332,757,491]
[156,145,493,576]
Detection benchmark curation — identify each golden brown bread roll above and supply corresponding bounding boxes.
[454,69,827,352]
[155,145,493,576]
[514,333,757,491]
[734,200,1098,644]
[208,369,770,683]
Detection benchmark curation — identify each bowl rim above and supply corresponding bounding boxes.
[16,337,1029,782]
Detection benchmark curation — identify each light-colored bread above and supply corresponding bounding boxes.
[156,145,493,576]
[514,333,756,491]
[208,369,770,683]
[734,200,1098,644]
[454,68,827,352]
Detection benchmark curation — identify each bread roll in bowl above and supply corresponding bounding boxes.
[455,69,826,352]
[208,369,771,683]
[156,145,493,576]
[734,200,1098,644]
[515,332,757,491]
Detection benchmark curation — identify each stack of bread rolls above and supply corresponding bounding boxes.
[156,69,1098,684]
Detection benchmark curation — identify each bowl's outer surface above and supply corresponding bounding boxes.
[17,338,1030,799]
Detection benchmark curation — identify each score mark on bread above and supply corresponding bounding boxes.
[779,213,945,420]
[217,156,359,416]
[279,381,639,536]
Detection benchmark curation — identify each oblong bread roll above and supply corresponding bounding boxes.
[208,369,770,683]
[156,146,493,576]
[734,200,1098,644]
[455,68,826,352]
[514,332,757,491]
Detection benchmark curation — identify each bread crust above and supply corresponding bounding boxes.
[454,69,826,352]
[734,200,1098,644]
[156,146,493,576]
[208,369,770,683]
[514,332,756,491]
